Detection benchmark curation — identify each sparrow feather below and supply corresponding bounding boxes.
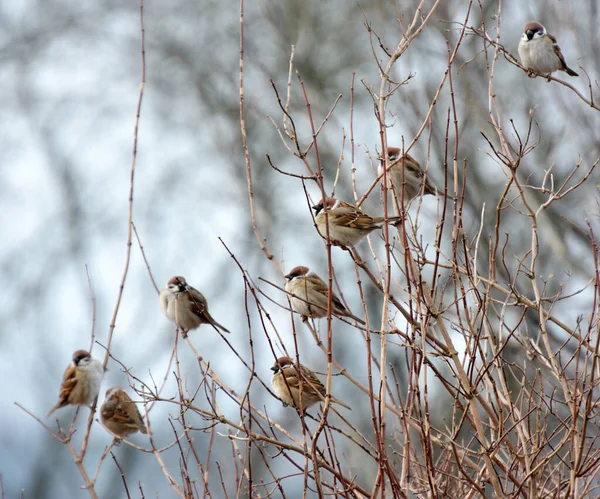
[101,389,147,437]
[549,35,578,76]
[273,360,352,410]
[47,365,79,416]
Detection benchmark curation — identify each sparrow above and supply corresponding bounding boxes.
[271,356,351,410]
[312,197,402,247]
[284,266,365,325]
[47,350,104,417]
[159,276,230,337]
[100,387,147,438]
[378,147,436,201]
[518,22,578,77]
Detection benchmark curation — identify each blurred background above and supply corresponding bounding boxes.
[1,0,598,496]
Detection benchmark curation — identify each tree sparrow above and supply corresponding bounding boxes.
[47,350,104,417]
[160,276,230,337]
[518,22,578,77]
[378,147,436,202]
[271,356,351,410]
[312,197,401,247]
[100,387,147,438]
[284,266,365,325]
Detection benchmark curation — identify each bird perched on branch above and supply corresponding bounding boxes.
[284,266,365,325]
[160,276,230,337]
[312,197,401,247]
[378,147,436,202]
[100,387,147,438]
[47,350,104,417]
[271,356,351,411]
[518,21,578,77]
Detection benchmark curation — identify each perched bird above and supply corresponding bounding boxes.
[47,350,104,417]
[378,147,436,202]
[284,266,365,325]
[271,356,351,410]
[518,21,578,77]
[100,387,147,438]
[312,197,401,247]
[160,276,230,337]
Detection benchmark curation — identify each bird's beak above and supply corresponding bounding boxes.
[270,366,278,373]
[311,204,319,211]
[284,274,292,280]
[526,30,534,40]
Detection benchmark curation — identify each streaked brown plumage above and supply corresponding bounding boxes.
[159,276,230,337]
[100,387,147,438]
[378,147,436,201]
[47,350,104,417]
[271,356,351,410]
[312,197,401,247]
[284,266,365,325]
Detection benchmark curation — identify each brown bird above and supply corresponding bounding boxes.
[518,22,578,77]
[284,266,365,325]
[47,350,104,417]
[159,276,230,337]
[100,387,147,438]
[271,356,351,410]
[312,197,401,247]
[378,147,435,201]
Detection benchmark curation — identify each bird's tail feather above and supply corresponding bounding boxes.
[332,396,352,410]
[346,311,366,326]
[210,318,230,334]
[564,66,579,77]
[46,403,62,418]
[374,216,402,226]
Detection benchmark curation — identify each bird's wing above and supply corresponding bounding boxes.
[330,202,375,230]
[299,366,352,409]
[392,153,436,195]
[185,288,208,316]
[307,275,330,298]
[305,274,354,318]
[312,275,350,314]
[281,365,301,390]
[391,153,420,172]
[299,366,327,398]
[57,365,80,405]
[103,403,146,432]
[122,405,146,432]
[122,399,146,431]
[548,35,569,70]
[331,293,350,314]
